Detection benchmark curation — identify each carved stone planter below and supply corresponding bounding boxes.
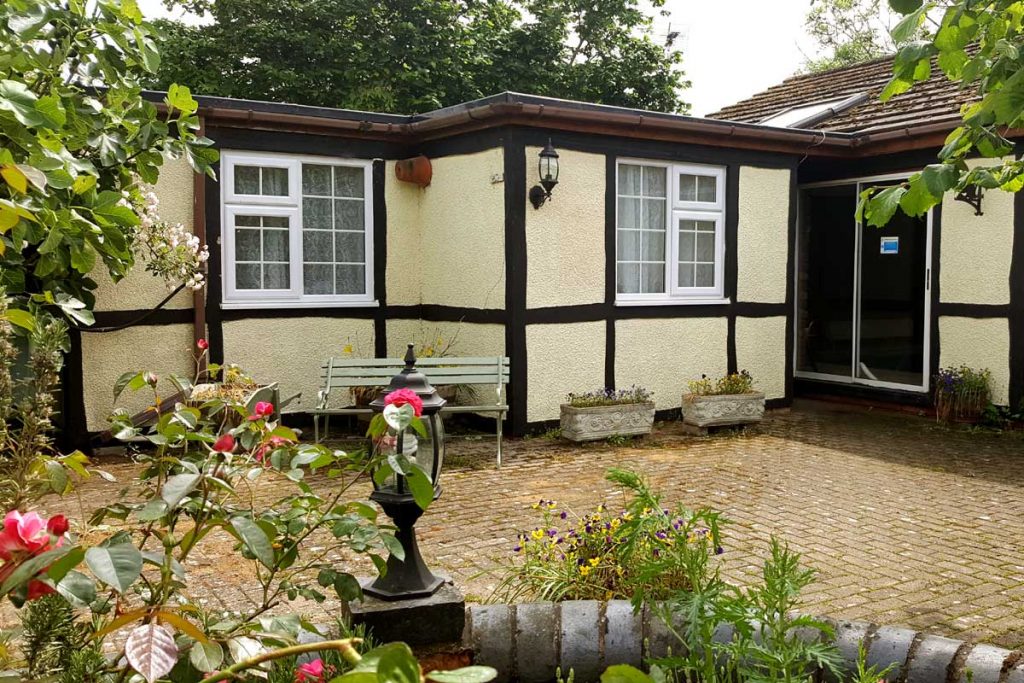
[681,392,765,428]
[560,402,655,442]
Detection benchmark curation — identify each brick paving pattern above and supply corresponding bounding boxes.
[18,401,1024,647]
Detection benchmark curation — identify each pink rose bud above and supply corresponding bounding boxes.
[249,401,274,421]
[212,433,235,453]
[144,372,158,386]
[196,338,209,350]
[46,515,69,536]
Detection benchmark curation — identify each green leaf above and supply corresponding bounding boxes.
[231,516,275,569]
[47,546,85,583]
[136,500,169,521]
[890,3,929,44]
[189,641,224,673]
[381,533,406,562]
[921,163,960,196]
[427,667,499,683]
[3,308,34,332]
[114,371,144,401]
[161,473,201,508]
[601,665,656,683]
[864,185,907,227]
[0,546,73,598]
[35,95,66,129]
[72,174,97,195]
[85,543,143,593]
[898,176,940,217]
[334,572,363,601]
[44,459,69,494]
[166,83,198,115]
[56,569,96,607]
[889,0,922,12]
[0,80,43,127]
[377,643,421,683]
[404,465,435,511]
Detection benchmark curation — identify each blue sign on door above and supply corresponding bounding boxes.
[880,236,899,254]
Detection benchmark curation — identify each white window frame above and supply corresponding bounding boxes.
[220,150,376,309]
[615,159,728,305]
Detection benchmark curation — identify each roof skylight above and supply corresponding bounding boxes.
[760,93,867,129]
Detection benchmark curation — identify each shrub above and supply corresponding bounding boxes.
[565,385,652,408]
[934,365,991,422]
[493,468,722,602]
[687,369,756,397]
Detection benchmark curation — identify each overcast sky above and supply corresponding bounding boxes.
[138,0,820,117]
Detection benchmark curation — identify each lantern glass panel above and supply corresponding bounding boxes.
[540,155,559,183]
[417,413,445,485]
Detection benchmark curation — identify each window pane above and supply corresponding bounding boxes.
[236,214,261,227]
[696,220,716,232]
[334,167,365,198]
[641,229,664,261]
[697,176,717,203]
[264,215,289,229]
[643,166,666,197]
[302,165,332,195]
[335,232,365,261]
[618,230,640,261]
[236,263,261,289]
[695,263,715,287]
[619,165,642,195]
[235,228,260,261]
[678,232,695,261]
[617,263,640,294]
[234,166,260,195]
[263,263,290,289]
[696,233,715,262]
[303,231,333,262]
[679,174,697,202]
[263,230,289,262]
[642,198,665,230]
[304,197,332,230]
[678,263,695,287]
[618,197,641,230]
[335,199,364,231]
[304,264,334,295]
[262,167,289,196]
[336,264,365,294]
[641,264,664,292]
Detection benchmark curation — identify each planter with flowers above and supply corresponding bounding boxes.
[560,386,655,442]
[934,365,991,423]
[682,370,764,428]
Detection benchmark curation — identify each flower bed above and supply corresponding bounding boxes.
[560,387,655,442]
[682,370,764,428]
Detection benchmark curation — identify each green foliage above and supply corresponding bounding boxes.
[149,0,689,114]
[565,385,653,408]
[686,370,755,397]
[493,468,723,602]
[862,0,1024,224]
[851,643,897,683]
[0,0,217,330]
[19,594,82,678]
[934,365,992,422]
[803,0,921,73]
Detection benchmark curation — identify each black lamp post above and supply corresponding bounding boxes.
[364,344,446,600]
[528,138,560,209]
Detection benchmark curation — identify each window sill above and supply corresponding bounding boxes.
[221,299,380,310]
[615,297,731,307]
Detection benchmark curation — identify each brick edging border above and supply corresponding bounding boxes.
[463,601,1024,683]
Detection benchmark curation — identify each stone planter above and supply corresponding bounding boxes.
[560,402,655,442]
[681,392,765,428]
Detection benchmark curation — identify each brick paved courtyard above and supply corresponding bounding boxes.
[22,400,1024,647]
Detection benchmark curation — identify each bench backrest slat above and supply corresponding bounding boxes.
[321,356,509,390]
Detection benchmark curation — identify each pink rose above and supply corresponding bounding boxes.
[249,401,274,421]
[196,338,209,351]
[295,658,326,683]
[46,515,69,537]
[212,433,236,453]
[0,511,51,558]
[254,436,293,464]
[383,388,423,417]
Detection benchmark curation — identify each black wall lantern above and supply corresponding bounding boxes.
[528,138,560,209]
[365,344,446,600]
[954,185,984,216]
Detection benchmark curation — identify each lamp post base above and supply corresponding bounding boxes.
[366,492,443,600]
[350,579,465,646]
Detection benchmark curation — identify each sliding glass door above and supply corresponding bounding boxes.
[796,177,932,392]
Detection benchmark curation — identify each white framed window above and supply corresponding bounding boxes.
[221,150,375,308]
[616,160,726,304]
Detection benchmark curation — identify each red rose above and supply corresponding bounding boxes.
[383,388,423,417]
[196,338,209,350]
[212,433,235,453]
[248,401,274,421]
[46,515,69,536]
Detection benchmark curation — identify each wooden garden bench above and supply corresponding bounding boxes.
[314,356,510,467]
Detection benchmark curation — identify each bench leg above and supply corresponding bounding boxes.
[496,415,503,469]
[314,414,320,443]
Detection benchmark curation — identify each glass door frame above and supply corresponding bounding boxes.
[794,172,933,393]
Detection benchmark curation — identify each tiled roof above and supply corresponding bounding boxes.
[707,53,976,134]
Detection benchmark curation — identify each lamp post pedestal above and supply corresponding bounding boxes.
[364,491,443,600]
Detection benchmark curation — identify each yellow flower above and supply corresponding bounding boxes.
[610,519,621,530]
[588,558,600,567]
[531,529,544,540]
[342,344,353,355]
[579,565,591,577]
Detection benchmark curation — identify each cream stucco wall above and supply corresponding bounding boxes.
[737,166,791,304]
[615,317,728,411]
[940,162,1014,305]
[526,322,605,422]
[384,161,425,307]
[735,316,787,400]
[93,156,196,312]
[81,323,194,431]
[222,317,375,411]
[525,147,605,309]
[386,319,504,359]
[939,316,1011,405]
[383,149,505,309]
